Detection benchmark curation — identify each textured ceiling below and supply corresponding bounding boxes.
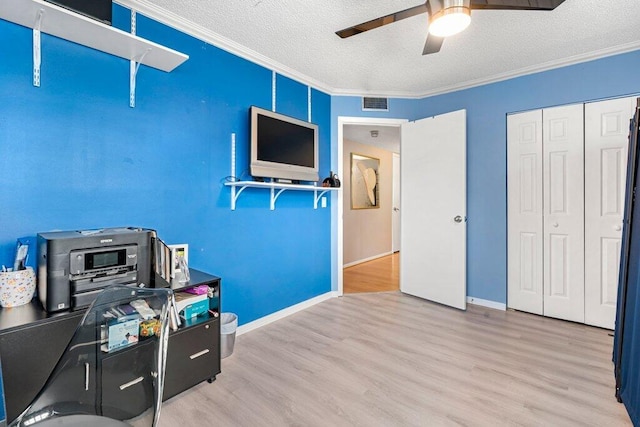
[129,0,640,97]
[344,125,401,153]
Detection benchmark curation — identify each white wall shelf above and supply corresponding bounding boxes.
[224,181,340,210]
[0,0,188,86]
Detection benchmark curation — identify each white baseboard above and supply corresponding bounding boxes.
[343,251,393,268]
[467,296,506,311]
[236,291,338,336]
[235,292,504,337]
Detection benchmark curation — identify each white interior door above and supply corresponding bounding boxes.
[507,110,544,314]
[392,153,401,253]
[400,110,466,310]
[543,104,585,322]
[584,97,635,329]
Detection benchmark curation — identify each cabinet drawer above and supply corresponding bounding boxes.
[164,318,220,400]
[101,341,154,420]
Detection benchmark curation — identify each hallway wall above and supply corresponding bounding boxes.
[343,138,393,265]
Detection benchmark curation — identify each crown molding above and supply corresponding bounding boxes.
[115,0,333,94]
[411,40,640,99]
[335,41,640,99]
[116,1,640,101]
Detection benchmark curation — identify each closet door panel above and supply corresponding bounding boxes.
[543,104,585,322]
[507,110,543,314]
[585,97,635,329]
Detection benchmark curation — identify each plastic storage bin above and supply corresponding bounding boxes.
[220,313,238,358]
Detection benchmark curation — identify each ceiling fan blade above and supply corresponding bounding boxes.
[470,0,566,10]
[422,34,444,55]
[336,3,428,38]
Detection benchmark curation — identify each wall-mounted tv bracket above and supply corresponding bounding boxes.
[224,133,339,210]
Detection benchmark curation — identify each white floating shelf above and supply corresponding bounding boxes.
[224,181,341,210]
[0,0,188,72]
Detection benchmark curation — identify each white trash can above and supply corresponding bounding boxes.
[220,313,238,358]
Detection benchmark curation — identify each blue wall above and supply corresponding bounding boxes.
[332,49,640,304]
[3,3,640,318]
[0,6,332,325]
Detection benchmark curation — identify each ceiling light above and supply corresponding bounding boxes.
[370,130,379,138]
[428,1,471,38]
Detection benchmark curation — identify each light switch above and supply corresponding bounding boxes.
[321,197,327,208]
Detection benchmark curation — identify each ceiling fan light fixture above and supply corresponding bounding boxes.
[428,5,471,38]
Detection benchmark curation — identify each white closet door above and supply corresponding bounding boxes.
[543,104,585,322]
[584,97,635,329]
[507,111,543,314]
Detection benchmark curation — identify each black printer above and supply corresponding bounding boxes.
[37,227,154,312]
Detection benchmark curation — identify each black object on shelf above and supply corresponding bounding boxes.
[44,0,112,25]
[322,171,341,188]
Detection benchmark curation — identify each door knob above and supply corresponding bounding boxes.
[393,207,399,212]
[552,222,559,228]
[615,225,622,231]
[454,216,463,223]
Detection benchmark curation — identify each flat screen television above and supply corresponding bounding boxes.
[250,106,319,182]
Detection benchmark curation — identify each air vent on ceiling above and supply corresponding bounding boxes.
[362,97,388,111]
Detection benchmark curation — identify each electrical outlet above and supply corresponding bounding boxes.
[321,197,327,208]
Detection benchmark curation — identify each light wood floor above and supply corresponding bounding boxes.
[344,253,399,293]
[159,293,631,426]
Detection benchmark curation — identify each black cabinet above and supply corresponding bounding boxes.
[101,341,155,420]
[164,270,221,399]
[164,317,220,400]
[0,309,84,422]
[0,268,221,424]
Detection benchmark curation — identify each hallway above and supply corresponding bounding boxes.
[343,253,399,293]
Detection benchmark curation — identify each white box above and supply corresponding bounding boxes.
[173,291,207,314]
[168,244,189,279]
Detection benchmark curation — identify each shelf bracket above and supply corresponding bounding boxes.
[32,8,44,87]
[129,10,150,108]
[230,185,248,210]
[129,50,150,108]
[270,187,287,210]
[229,133,238,209]
[313,189,330,209]
[225,181,338,211]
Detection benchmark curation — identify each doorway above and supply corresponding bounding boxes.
[338,119,404,294]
